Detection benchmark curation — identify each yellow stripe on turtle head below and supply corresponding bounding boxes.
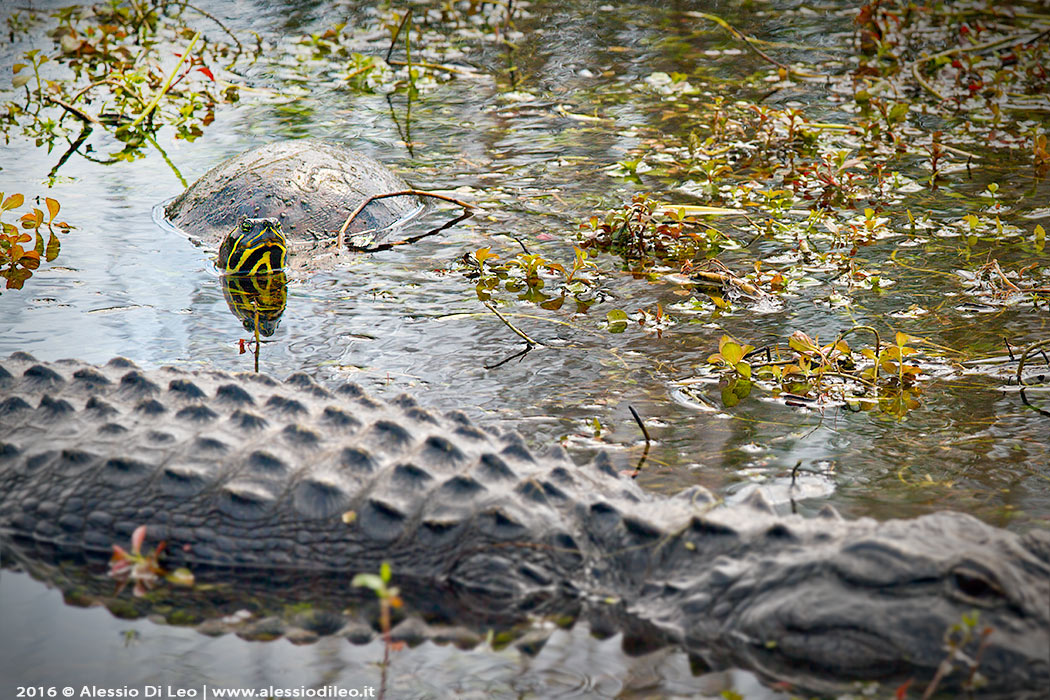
[220,218,288,275]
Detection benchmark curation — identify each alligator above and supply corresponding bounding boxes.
[1,353,1048,697]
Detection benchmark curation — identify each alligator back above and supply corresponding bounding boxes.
[0,352,628,577]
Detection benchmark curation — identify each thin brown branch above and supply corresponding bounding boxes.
[483,302,543,347]
[1017,338,1050,387]
[337,190,475,248]
[45,96,102,125]
[628,405,651,444]
[386,9,413,62]
[686,11,823,79]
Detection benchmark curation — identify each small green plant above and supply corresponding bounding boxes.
[352,561,403,631]
[707,335,755,407]
[579,194,733,264]
[706,327,928,417]
[2,1,245,176]
[909,610,993,698]
[459,243,599,306]
[353,561,404,696]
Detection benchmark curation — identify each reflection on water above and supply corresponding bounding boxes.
[0,567,784,699]
[221,270,289,337]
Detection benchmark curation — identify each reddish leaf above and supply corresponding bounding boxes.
[19,250,41,270]
[197,65,215,81]
[894,678,914,699]
[131,524,147,555]
[20,208,43,228]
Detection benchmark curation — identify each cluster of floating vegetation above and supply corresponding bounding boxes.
[430,0,1049,416]
[292,1,514,95]
[2,1,247,178]
[695,329,930,418]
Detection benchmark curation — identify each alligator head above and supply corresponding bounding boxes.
[641,507,1050,696]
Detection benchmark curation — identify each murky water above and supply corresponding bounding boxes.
[1,0,1048,698]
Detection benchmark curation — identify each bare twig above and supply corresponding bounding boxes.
[483,302,544,347]
[1017,338,1050,387]
[689,269,764,298]
[386,9,413,62]
[337,190,475,248]
[349,210,472,252]
[628,405,651,444]
[831,325,881,360]
[686,11,823,79]
[45,97,101,125]
[48,126,94,181]
[251,299,260,374]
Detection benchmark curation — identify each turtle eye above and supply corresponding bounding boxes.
[241,219,252,232]
[949,567,1005,606]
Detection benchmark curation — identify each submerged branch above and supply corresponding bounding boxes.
[484,302,544,347]
[686,11,824,80]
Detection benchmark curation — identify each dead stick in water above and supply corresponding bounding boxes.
[629,405,651,444]
[337,190,475,249]
[483,302,544,347]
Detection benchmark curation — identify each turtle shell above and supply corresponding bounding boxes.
[165,140,424,268]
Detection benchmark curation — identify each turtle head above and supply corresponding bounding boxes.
[218,217,288,275]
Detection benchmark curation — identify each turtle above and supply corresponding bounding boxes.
[164,139,426,275]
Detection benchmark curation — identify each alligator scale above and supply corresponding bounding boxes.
[1,354,1048,697]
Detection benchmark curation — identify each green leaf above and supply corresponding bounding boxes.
[606,308,628,333]
[474,246,498,265]
[735,362,751,379]
[166,567,195,586]
[720,341,743,365]
[45,232,60,262]
[789,330,819,355]
[380,561,392,584]
[888,102,909,123]
[351,573,384,591]
[721,383,740,407]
